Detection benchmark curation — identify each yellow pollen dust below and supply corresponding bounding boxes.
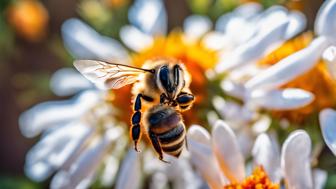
[111,31,219,125]
[258,32,336,123]
[224,166,279,189]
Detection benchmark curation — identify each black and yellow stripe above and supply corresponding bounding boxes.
[158,123,186,157]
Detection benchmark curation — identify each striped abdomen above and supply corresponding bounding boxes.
[146,105,186,158]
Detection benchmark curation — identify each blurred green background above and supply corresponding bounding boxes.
[0,0,324,188]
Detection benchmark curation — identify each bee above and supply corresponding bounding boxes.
[74,58,195,162]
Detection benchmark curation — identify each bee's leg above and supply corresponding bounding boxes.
[160,93,168,104]
[149,131,170,163]
[176,92,195,111]
[131,94,144,152]
[131,94,154,152]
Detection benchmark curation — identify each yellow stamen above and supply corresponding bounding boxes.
[224,166,279,189]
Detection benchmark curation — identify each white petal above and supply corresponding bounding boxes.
[252,115,271,134]
[314,0,336,39]
[202,31,232,51]
[187,125,225,188]
[236,127,255,159]
[252,133,281,183]
[323,46,336,79]
[19,91,100,138]
[150,172,168,189]
[128,0,167,35]
[184,15,212,41]
[284,11,307,40]
[120,25,153,52]
[313,169,327,189]
[100,156,119,187]
[245,36,330,90]
[220,80,246,100]
[115,149,141,189]
[215,13,234,32]
[281,130,313,189]
[61,19,130,63]
[212,120,245,182]
[212,97,254,125]
[224,17,256,45]
[255,5,288,22]
[319,108,336,156]
[247,88,314,110]
[215,2,261,32]
[50,68,93,96]
[25,122,94,182]
[51,127,122,189]
[216,13,289,72]
[165,158,203,189]
[233,2,262,18]
[207,111,220,127]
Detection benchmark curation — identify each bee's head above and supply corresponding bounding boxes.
[156,64,185,99]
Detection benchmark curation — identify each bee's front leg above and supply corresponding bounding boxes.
[131,94,143,152]
[160,93,169,104]
[176,92,195,111]
[131,93,153,152]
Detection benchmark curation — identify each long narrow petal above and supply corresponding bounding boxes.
[247,88,314,110]
[120,25,153,52]
[246,36,330,91]
[184,15,212,42]
[319,108,336,156]
[252,133,281,183]
[187,125,225,189]
[128,0,167,35]
[19,91,100,138]
[115,149,141,189]
[233,2,262,19]
[165,158,203,189]
[313,169,327,189]
[314,0,336,38]
[61,19,130,63]
[100,156,119,187]
[50,127,123,189]
[212,97,254,125]
[323,46,336,79]
[215,12,289,72]
[281,130,313,189]
[212,121,245,182]
[50,68,93,96]
[220,80,246,100]
[284,11,307,40]
[24,121,94,182]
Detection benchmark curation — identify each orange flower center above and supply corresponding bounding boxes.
[224,167,279,189]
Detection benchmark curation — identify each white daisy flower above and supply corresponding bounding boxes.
[187,120,327,189]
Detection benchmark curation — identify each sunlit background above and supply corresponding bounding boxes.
[0,0,331,188]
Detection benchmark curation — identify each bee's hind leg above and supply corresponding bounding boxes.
[149,131,170,163]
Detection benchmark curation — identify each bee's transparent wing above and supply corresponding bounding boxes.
[74,60,152,89]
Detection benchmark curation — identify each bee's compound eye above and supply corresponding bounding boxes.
[173,64,180,87]
[159,66,173,93]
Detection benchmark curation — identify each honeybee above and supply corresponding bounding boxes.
[74,58,195,162]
